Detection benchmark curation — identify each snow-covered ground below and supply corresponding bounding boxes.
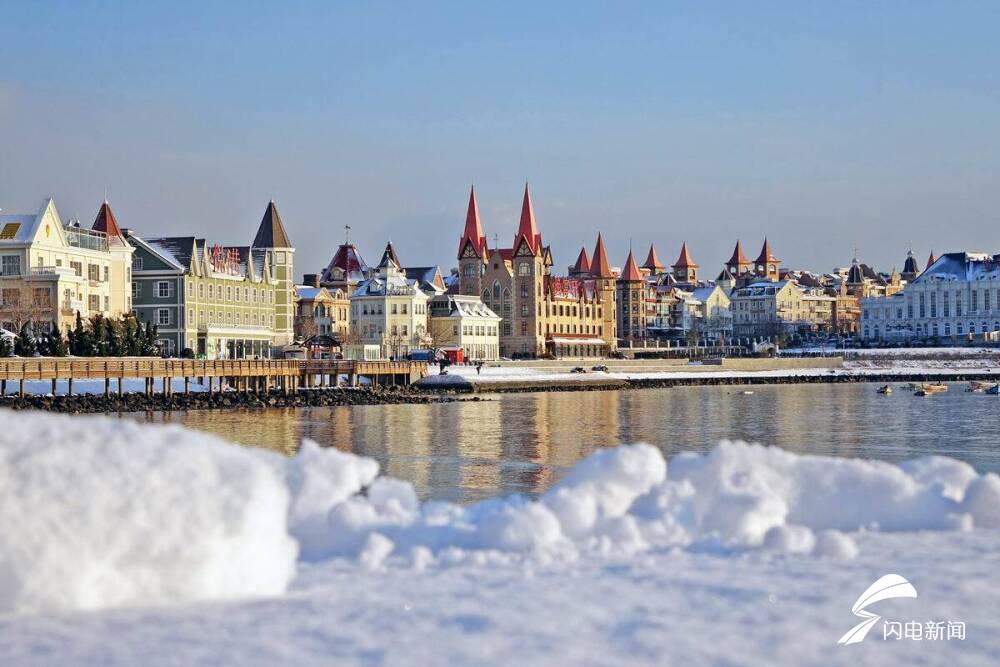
[1,411,998,665]
[783,346,999,357]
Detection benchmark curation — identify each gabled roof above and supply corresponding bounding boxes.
[727,240,750,267]
[619,249,643,281]
[512,184,542,256]
[252,200,293,248]
[716,267,735,282]
[642,244,665,272]
[403,266,447,293]
[572,246,591,273]
[673,241,697,268]
[140,236,198,271]
[755,238,779,264]
[322,243,369,283]
[458,186,487,259]
[590,233,614,278]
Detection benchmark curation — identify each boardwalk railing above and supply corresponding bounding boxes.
[0,358,427,396]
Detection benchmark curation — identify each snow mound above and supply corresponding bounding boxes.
[0,412,298,615]
[291,440,998,566]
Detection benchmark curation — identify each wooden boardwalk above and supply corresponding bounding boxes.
[0,358,427,396]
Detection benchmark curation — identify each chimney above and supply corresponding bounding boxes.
[303,273,320,288]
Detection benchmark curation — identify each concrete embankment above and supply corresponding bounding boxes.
[0,386,481,414]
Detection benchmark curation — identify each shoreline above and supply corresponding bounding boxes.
[1,366,996,412]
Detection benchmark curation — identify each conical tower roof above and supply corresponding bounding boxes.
[92,200,124,240]
[642,244,665,272]
[458,185,487,259]
[727,240,750,267]
[673,241,697,268]
[926,251,937,269]
[572,246,591,274]
[756,238,778,264]
[512,184,541,255]
[590,233,614,278]
[620,249,643,281]
[252,200,292,248]
[378,240,401,269]
[903,249,919,275]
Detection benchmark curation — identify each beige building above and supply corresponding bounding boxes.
[731,279,834,339]
[295,279,350,342]
[350,243,430,359]
[429,294,501,360]
[0,198,133,333]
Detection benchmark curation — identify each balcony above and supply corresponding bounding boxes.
[60,299,85,315]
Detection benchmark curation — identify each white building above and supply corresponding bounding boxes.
[0,199,133,333]
[350,243,430,359]
[429,294,501,360]
[860,252,1000,342]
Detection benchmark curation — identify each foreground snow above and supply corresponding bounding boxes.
[1,411,998,666]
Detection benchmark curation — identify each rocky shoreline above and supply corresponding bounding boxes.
[0,386,482,414]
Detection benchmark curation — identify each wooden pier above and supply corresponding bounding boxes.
[0,358,427,397]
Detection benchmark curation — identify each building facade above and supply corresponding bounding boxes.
[295,280,350,342]
[0,198,133,333]
[429,294,501,361]
[350,244,430,359]
[457,186,617,358]
[127,202,293,357]
[731,280,834,339]
[860,252,1000,342]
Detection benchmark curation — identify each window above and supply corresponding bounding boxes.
[32,288,51,307]
[103,266,109,282]
[157,281,173,298]
[199,283,205,299]
[132,256,143,271]
[88,264,100,281]
[132,283,142,298]
[0,255,20,276]
[188,282,194,298]
[1,288,19,306]
[89,294,101,311]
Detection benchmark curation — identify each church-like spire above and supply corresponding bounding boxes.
[252,200,292,248]
[727,240,750,268]
[378,240,401,269]
[672,241,697,269]
[590,232,614,278]
[642,243,665,272]
[755,237,778,265]
[572,246,591,274]
[926,251,937,269]
[457,185,487,260]
[512,183,541,255]
[92,200,124,239]
[620,249,643,281]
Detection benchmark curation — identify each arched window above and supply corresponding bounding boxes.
[517,262,531,276]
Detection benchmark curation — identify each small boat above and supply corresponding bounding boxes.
[968,381,993,393]
[914,383,948,396]
[741,390,754,395]
[876,385,892,395]
[986,384,1000,395]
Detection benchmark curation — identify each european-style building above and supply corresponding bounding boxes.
[429,294,501,361]
[457,186,617,358]
[731,279,834,338]
[294,279,350,342]
[860,252,1000,342]
[0,198,133,332]
[126,201,294,357]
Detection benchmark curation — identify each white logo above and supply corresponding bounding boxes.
[838,574,918,645]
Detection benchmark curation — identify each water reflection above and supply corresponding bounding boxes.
[134,384,1000,503]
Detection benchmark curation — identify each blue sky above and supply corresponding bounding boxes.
[2,1,999,277]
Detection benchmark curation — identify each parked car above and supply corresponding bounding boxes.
[591,365,609,372]
[570,366,587,374]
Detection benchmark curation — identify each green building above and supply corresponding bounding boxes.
[126,202,294,358]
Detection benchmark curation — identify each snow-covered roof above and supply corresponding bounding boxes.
[914,252,1000,283]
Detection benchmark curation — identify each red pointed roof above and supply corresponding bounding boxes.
[926,251,937,269]
[512,184,542,255]
[590,233,614,278]
[92,200,123,239]
[727,240,750,266]
[457,186,487,259]
[672,241,697,268]
[572,246,591,274]
[620,249,643,281]
[756,238,779,264]
[642,244,665,271]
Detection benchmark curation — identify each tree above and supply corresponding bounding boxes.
[143,320,159,356]
[14,321,37,357]
[0,334,11,358]
[69,311,90,356]
[48,324,67,357]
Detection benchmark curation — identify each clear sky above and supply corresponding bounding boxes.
[2,1,998,278]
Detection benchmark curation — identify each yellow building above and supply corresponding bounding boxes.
[429,294,501,360]
[0,198,133,333]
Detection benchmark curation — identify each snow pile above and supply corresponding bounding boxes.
[291,440,1000,566]
[0,412,298,615]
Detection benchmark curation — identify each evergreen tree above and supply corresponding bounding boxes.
[107,318,124,357]
[15,321,38,357]
[123,316,141,356]
[49,323,67,357]
[36,329,52,357]
[143,320,159,356]
[0,334,11,358]
[70,311,89,356]
[90,314,108,356]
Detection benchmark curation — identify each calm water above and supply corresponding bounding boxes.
[133,383,1000,503]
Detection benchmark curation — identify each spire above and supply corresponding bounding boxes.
[642,243,665,272]
[572,246,591,274]
[902,249,919,275]
[620,249,643,281]
[458,185,487,260]
[378,240,401,269]
[727,240,750,267]
[513,183,541,255]
[926,251,937,269]
[590,232,614,278]
[672,241,697,268]
[92,200,123,239]
[755,237,778,264]
[252,200,292,248]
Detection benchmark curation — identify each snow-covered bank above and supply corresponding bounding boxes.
[1,412,998,665]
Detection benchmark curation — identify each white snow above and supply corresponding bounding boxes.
[1,412,998,665]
